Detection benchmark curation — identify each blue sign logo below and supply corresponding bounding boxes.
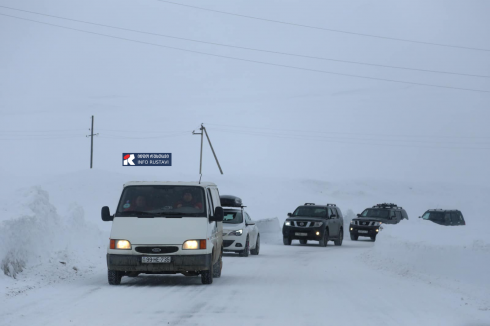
[123,153,172,166]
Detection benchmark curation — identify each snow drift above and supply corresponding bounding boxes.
[0,186,105,284]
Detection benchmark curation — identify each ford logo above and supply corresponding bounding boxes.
[152,248,161,253]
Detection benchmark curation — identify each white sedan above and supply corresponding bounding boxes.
[222,208,260,257]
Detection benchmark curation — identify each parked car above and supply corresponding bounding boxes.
[101,181,224,285]
[220,195,260,257]
[282,203,344,247]
[350,203,408,241]
[419,209,465,226]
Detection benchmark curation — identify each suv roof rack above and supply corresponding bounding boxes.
[304,203,316,206]
[373,203,400,209]
[326,203,337,207]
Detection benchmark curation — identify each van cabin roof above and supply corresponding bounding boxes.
[123,181,217,187]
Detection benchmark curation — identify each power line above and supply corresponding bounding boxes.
[157,0,490,53]
[204,123,490,140]
[0,5,487,79]
[210,127,490,146]
[212,128,490,150]
[1,13,489,94]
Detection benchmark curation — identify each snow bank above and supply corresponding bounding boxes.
[255,217,282,244]
[0,186,106,287]
[364,220,490,309]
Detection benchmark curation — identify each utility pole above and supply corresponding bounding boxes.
[192,123,223,181]
[86,115,98,169]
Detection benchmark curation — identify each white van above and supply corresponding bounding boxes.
[101,181,224,285]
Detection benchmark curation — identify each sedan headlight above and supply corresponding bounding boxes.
[183,240,207,250]
[285,221,291,226]
[228,229,243,236]
[110,239,131,250]
[312,222,323,227]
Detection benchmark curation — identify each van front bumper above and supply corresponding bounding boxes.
[107,254,211,272]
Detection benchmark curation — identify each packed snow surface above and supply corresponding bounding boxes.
[0,171,489,325]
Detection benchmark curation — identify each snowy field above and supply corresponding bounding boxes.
[1,171,489,325]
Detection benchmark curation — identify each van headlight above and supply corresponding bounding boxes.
[228,229,243,236]
[110,239,131,250]
[183,240,207,250]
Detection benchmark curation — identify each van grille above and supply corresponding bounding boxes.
[135,246,179,254]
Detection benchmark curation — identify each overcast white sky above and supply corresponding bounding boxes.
[0,0,489,185]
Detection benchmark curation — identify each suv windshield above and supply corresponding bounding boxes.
[116,185,206,217]
[422,211,445,222]
[361,209,390,219]
[293,207,327,218]
[223,210,243,224]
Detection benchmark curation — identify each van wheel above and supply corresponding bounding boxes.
[251,234,260,255]
[108,270,122,285]
[319,229,329,247]
[350,234,358,241]
[213,252,222,278]
[201,258,213,284]
[299,239,307,245]
[239,236,250,257]
[283,237,292,245]
[334,229,343,246]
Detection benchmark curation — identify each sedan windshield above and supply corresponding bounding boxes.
[116,185,206,217]
[293,207,327,218]
[223,211,243,224]
[361,209,390,219]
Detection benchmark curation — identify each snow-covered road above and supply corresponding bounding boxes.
[2,239,488,326]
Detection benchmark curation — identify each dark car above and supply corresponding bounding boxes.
[419,209,465,226]
[282,203,344,247]
[350,203,408,241]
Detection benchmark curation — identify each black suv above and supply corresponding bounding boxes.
[282,203,344,247]
[419,209,465,226]
[350,203,408,241]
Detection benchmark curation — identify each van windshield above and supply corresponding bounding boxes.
[116,185,206,217]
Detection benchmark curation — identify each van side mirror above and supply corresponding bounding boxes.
[101,206,113,221]
[210,207,224,222]
[287,213,292,217]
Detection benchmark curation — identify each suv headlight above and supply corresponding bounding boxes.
[284,221,291,226]
[312,222,323,227]
[350,221,356,225]
[228,229,243,236]
[373,222,383,226]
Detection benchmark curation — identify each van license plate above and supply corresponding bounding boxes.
[358,230,368,234]
[142,256,171,263]
[295,232,307,236]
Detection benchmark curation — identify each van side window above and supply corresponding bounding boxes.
[206,189,214,216]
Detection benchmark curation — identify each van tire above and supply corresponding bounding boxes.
[213,252,222,278]
[201,260,213,285]
[251,235,260,255]
[108,269,122,285]
[239,236,250,257]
